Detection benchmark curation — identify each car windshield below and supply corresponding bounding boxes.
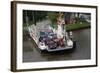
[40,32,45,35]
[40,32,46,37]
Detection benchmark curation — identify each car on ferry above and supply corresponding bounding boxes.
[38,30,75,52]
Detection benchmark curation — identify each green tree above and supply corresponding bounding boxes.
[47,12,58,24]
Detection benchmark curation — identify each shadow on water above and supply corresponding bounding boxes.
[41,51,75,61]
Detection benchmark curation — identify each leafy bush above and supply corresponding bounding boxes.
[47,12,58,24]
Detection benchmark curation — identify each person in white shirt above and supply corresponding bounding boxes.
[56,12,65,46]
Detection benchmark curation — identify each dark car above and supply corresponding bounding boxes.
[39,31,47,42]
[39,31,57,49]
[45,38,57,49]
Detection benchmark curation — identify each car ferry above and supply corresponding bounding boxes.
[28,24,76,53]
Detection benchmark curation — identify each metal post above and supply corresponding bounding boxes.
[33,11,36,25]
[25,10,29,27]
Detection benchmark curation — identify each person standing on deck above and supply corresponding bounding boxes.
[56,12,65,46]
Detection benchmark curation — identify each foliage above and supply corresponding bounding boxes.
[23,21,34,27]
[47,12,58,24]
[75,17,87,23]
[23,10,48,27]
[35,11,47,22]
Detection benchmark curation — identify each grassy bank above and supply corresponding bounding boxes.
[65,22,90,31]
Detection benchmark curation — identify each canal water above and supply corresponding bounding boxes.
[23,28,91,62]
